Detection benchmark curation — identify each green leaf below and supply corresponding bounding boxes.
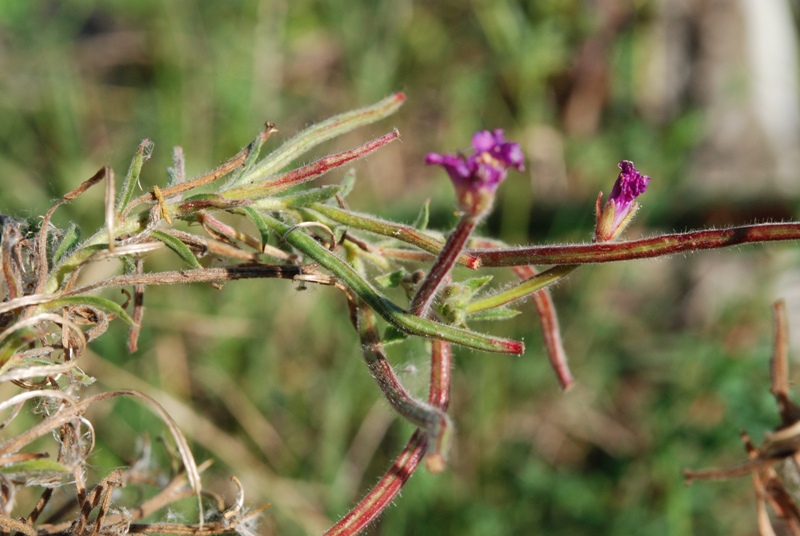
[53,222,81,264]
[241,92,406,183]
[339,169,357,198]
[468,306,522,321]
[276,185,343,208]
[120,255,137,274]
[227,125,272,186]
[466,265,577,314]
[463,275,493,293]
[382,325,408,345]
[257,212,523,354]
[308,203,480,269]
[236,206,274,251]
[150,230,203,269]
[223,131,398,201]
[0,334,31,368]
[412,199,430,231]
[375,269,407,288]
[43,296,136,326]
[116,139,154,216]
[0,458,70,475]
[180,193,229,203]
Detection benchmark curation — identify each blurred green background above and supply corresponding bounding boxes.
[2,1,800,534]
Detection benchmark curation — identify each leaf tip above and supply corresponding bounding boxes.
[425,453,446,474]
[504,339,525,355]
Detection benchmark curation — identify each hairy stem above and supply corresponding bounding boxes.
[324,340,452,536]
[409,216,478,318]
[350,298,452,470]
[308,203,480,269]
[466,264,577,314]
[473,222,800,266]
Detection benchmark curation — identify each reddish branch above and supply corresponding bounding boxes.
[473,222,800,266]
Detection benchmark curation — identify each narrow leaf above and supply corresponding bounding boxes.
[236,206,274,251]
[0,335,29,368]
[223,131,399,200]
[462,275,493,293]
[0,458,70,474]
[375,269,407,288]
[43,296,136,326]
[120,256,137,274]
[274,185,343,208]
[382,325,408,345]
[467,264,577,314]
[468,306,522,321]
[310,203,480,269]
[117,139,154,215]
[339,169,357,198]
[167,146,185,186]
[53,223,81,264]
[243,92,406,183]
[150,230,203,270]
[224,123,279,188]
[412,199,430,231]
[105,166,116,251]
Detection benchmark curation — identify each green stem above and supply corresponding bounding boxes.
[466,265,578,313]
[308,203,480,269]
[352,300,451,469]
[258,213,523,354]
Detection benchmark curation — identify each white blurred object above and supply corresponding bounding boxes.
[648,0,800,195]
[738,0,800,191]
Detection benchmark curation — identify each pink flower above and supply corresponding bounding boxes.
[425,129,524,217]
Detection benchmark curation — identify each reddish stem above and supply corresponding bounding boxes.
[512,265,574,390]
[352,302,452,469]
[324,432,428,536]
[429,340,452,409]
[473,222,800,266]
[471,238,573,389]
[409,216,477,317]
[126,126,274,211]
[324,342,452,536]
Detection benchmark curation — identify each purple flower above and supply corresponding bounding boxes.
[425,129,524,217]
[609,161,650,212]
[595,160,651,241]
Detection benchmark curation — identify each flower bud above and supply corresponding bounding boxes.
[595,160,650,242]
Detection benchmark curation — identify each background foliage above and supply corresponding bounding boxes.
[1,1,799,534]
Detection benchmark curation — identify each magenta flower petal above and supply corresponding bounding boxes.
[426,129,525,217]
[425,152,471,183]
